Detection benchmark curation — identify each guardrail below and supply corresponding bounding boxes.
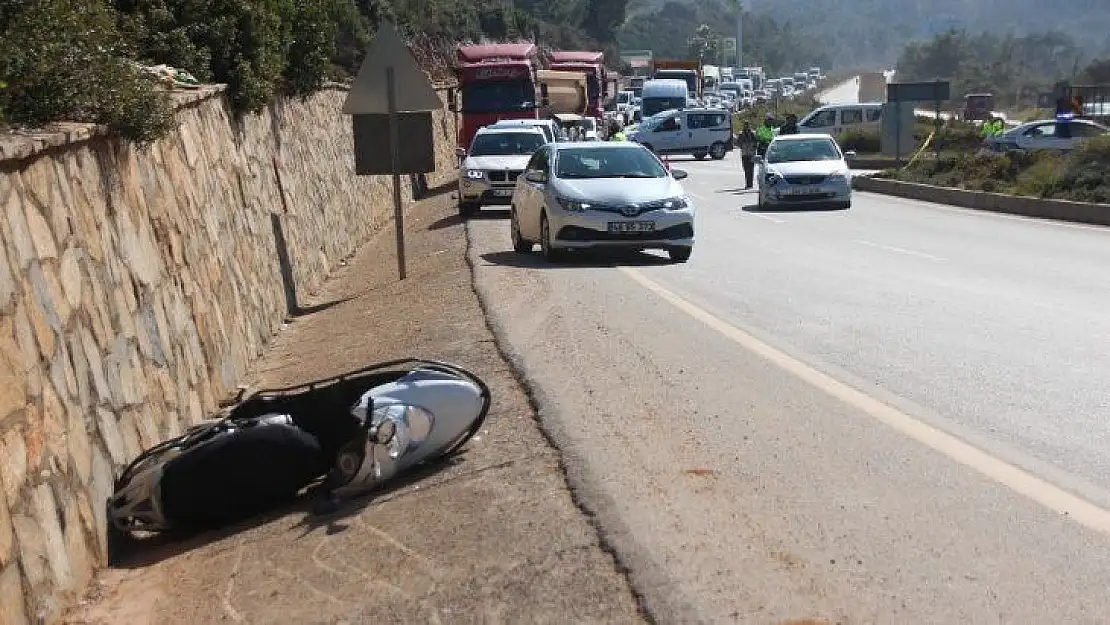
[852,175,1110,226]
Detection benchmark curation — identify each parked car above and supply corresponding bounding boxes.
[509,141,695,262]
[625,107,734,160]
[983,118,1110,153]
[456,126,547,216]
[755,134,855,210]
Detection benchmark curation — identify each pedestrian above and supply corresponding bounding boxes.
[736,121,758,189]
[779,112,799,135]
[755,113,776,156]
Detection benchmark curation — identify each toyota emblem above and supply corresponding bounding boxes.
[620,205,639,217]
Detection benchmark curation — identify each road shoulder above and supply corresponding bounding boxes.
[66,194,643,624]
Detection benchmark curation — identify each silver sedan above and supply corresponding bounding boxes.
[509,141,695,262]
[756,134,855,210]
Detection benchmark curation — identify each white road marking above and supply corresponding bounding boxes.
[854,239,945,261]
[619,266,1110,536]
[749,213,784,223]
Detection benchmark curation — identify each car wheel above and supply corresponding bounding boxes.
[540,212,561,262]
[510,208,532,253]
[458,201,479,218]
[669,246,692,262]
[709,142,727,160]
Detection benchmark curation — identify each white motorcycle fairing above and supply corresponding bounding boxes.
[328,367,488,499]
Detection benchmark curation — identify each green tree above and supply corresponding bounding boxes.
[0,0,175,141]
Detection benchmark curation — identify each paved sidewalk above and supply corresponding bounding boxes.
[66,194,644,624]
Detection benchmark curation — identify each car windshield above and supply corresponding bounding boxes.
[766,138,842,163]
[555,146,668,179]
[469,132,545,156]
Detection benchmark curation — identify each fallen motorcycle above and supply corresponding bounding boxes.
[108,358,491,536]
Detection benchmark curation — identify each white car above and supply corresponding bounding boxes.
[457,126,547,217]
[509,141,695,262]
[755,134,855,210]
[984,118,1109,153]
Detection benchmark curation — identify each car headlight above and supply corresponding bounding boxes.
[557,197,590,212]
[465,169,485,180]
[827,173,847,183]
[763,171,780,186]
[659,196,689,210]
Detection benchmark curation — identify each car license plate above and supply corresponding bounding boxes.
[787,186,820,195]
[492,189,513,197]
[608,221,655,233]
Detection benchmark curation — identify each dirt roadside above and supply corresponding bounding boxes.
[64,192,645,624]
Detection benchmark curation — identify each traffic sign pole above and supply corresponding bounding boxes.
[386,66,407,280]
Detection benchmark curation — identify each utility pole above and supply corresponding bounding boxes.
[736,0,743,69]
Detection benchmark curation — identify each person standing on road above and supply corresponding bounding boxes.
[736,121,758,189]
[778,113,799,135]
[755,113,776,156]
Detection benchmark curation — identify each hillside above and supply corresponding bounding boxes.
[621,0,1110,68]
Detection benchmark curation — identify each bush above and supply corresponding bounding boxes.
[896,136,1110,203]
[0,0,176,142]
[838,130,880,153]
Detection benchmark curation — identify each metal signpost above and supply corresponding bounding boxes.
[342,22,442,280]
[886,80,950,166]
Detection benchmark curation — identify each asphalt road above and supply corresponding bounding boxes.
[467,153,1110,623]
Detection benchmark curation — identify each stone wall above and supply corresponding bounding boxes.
[0,83,459,624]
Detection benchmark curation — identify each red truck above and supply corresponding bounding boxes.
[453,43,542,149]
[548,50,607,120]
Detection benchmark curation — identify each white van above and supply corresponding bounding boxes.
[798,103,883,136]
[627,107,734,160]
[641,79,689,118]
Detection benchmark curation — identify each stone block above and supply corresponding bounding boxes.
[58,248,83,310]
[24,199,58,262]
[0,316,28,422]
[87,446,113,562]
[67,335,92,410]
[24,270,56,359]
[0,241,15,314]
[0,490,12,567]
[0,427,27,508]
[40,382,68,469]
[94,409,127,467]
[0,564,28,625]
[4,184,36,270]
[66,402,92,487]
[79,325,109,406]
[30,484,71,589]
[60,488,91,595]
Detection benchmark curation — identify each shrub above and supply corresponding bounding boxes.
[838,130,880,153]
[0,0,176,142]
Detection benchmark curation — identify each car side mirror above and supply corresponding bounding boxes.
[670,169,688,180]
[524,170,547,183]
[844,150,857,160]
[456,147,466,159]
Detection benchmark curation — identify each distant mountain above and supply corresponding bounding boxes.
[621,0,1110,67]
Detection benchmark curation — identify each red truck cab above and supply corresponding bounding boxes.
[453,43,540,150]
[548,51,607,120]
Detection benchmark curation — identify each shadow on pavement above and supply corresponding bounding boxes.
[427,208,510,230]
[741,203,849,214]
[481,248,672,269]
[107,454,464,569]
